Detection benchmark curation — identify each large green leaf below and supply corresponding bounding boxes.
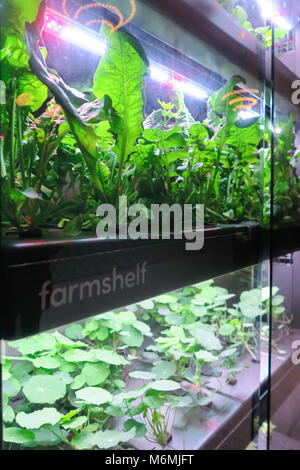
[61,416,88,430]
[195,350,218,363]
[71,429,95,450]
[151,361,176,380]
[23,375,66,404]
[30,425,67,447]
[17,72,48,112]
[93,25,148,166]
[75,387,112,405]
[111,386,149,406]
[8,333,56,355]
[239,303,262,319]
[16,408,63,429]
[3,405,15,423]
[240,289,261,306]
[0,35,29,69]
[93,348,129,365]
[3,377,21,397]
[3,427,35,444]
[31,356,60,370]
[24,3,108,199]
[1,0,44,39]
[149,380,180,391]
[93,428,136,449]
[144,390,164,409]
[124,419,147,438]
[120,326,144,347]
[129,371,155,380]
[62,349,98,363]
[82,363,110,386]
[191,329,222,351]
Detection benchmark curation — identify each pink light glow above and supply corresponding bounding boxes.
[44,15,64,34]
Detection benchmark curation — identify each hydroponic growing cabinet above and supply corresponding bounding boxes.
[1,0,300,451]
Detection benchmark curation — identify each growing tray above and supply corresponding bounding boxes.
[2,222,300,340]
[125,329,300,450]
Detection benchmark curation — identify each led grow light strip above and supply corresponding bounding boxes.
[258,0,291,30]
[44,13,208,100]
[150,65,208,100]
[59,25,107,55]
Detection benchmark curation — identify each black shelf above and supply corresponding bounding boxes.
[2,223,300,341]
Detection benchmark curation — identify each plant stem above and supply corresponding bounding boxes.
[45,424,75,450]
[17,108,25,187]
[9,78,17,188]
[205,126,227,207]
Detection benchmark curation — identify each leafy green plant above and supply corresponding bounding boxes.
[81,309,152,351]
[1,0,299,234]
[2,330,135,449]
[217,2,290,48]
[2,277,289,450]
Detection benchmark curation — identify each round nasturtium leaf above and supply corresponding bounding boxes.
[219,324,235,336]
[16,408,63,429]
[124,419,147,438]
[111,386,148,406]
[65,323,83,340]
[93,429,136,449]
[3,377,21,397]
[11,333,57,356]
[137,299,154,310]
[83,363,110,386]
[191,329,222,351]
[120,326,143,347]
[195,350,218,363]
[23,375,66,404]
[149,380,180,391]
[93,349,129,365]
[32,356,61,370]
[71,373,86,391]
[61,416,88,430]
[71,429,95,450]
[62,349,97,363]
[155,294,176,304]
[75,387,112,405]
[2,365,12,381]
[30,424,67,447]
[117,311,137,325]
[4,427,35,444]
[129,371,155,380]
[132,320,153,337]
[151,361,176,380]
[3,405,15,423]
[144,390,164,409]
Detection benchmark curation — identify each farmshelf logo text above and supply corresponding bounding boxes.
[96,197,205,251]
[39,262,148,310]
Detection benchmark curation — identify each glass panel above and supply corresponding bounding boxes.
[267,252,300,450]
[267,0,300,451]
[1,0,268,233]
[2,0,298,453]
[2,267,267,450]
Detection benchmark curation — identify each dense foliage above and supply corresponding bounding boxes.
[1,0,299,236]
[3,279,289,450]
